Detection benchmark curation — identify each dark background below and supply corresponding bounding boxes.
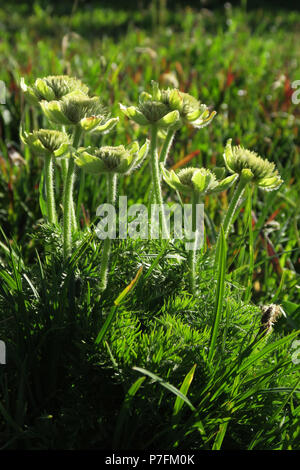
[7,0,300,13]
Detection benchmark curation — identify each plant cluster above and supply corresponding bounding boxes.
[22,76,283,297]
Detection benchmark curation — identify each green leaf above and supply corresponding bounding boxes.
[173,364,197,416]
[38,168,48,220]
[208,226,227,362]
[95,305,118,345]
[133,366,196,411]
[237,330,300,374]
[113,376,146,448]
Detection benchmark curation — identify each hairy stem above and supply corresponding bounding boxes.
[44,154,57,224]
[150,125,168,238]
[187,191,200,295]
[159,128,176,166]
[76,170,85,227]
[63,155,76,259]
[222,177,247,238]
[214,175,248,269]
[63,125,82,259]
[149,128,176,204]
[61,158,77,230]
[99,173,117,292]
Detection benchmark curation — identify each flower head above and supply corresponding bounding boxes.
[136,81,216,129]
[75,140,149,175]
[161,164,237,196]
[21,129,70,158]
[224,139,283,190]
[40,93,118,132]
[120,101,179,129]
[21,75,89,104]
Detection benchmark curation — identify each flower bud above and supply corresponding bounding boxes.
[223,139,283,190]
[40,93,116,134]
[20,129,70,158]
[21,75,89,104]
[120,102,180,129]
[75,140,149,175]
[161,165,237,196]
[125,81,216,130]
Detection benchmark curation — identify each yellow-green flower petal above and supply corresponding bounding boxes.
[75,151,105,173]
[35,78,56,101]
[120,104,149,125]
[258,176,282,190]
[209,173,238,193]
[40,100,73,125]
[156,110,180,128]
[91,117,119,134]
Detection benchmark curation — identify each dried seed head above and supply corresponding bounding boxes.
[259,304,285,335]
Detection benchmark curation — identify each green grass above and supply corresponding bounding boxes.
[0,2,299,450]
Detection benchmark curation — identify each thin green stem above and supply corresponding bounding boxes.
[72,124,82,148]
[222,177,247,238]
[245,185,254,302]
[62,123,82,258]
[63,154,76,259]
[150,125,168,238]
[44,154,57,224]
[149,128,176,204]
[99,173,117,292]
[214,176,247,269]
[159,128,176,166]
[187,191,200,295]
[61,157,68,182]
[61,158,76,230]
[214,172,252,270]
[76,170,85,227]
[71,124,83,231]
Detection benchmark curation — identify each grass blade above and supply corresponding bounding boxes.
[173,364,196,416]
[133,366,195,412]
[113,376,146,448]
[208,226,227,362]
